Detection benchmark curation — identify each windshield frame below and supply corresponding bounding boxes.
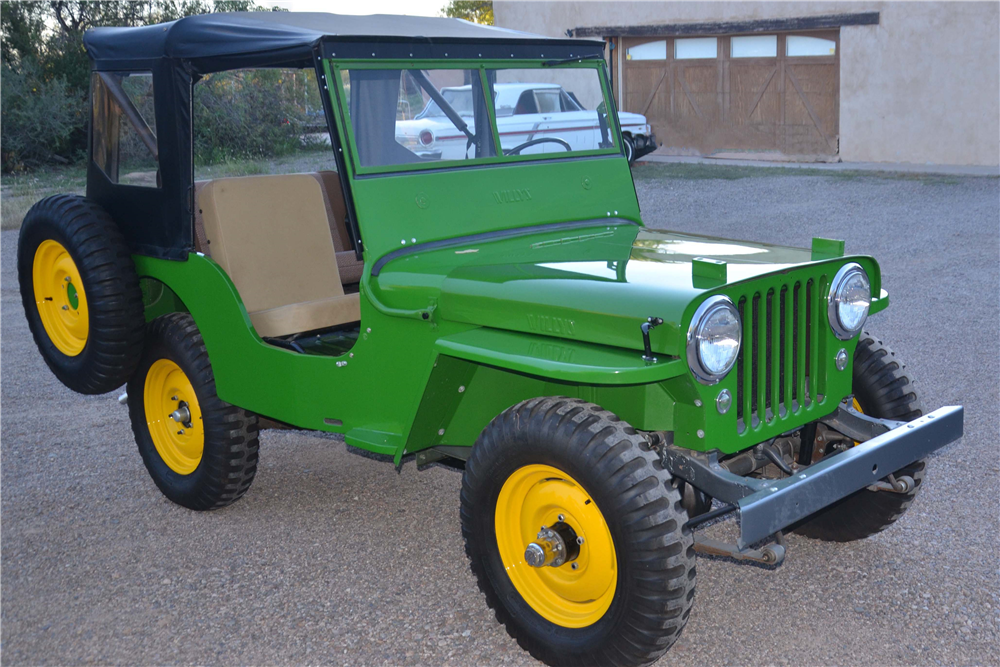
[326,59,623,177]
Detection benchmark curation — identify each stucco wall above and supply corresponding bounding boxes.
[494,1,1000,166]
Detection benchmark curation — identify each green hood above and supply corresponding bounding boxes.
[373,223,877,357]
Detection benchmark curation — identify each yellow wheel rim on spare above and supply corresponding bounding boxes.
[32,240,89,356]
[495,464,618,628]
[144,359,204,475]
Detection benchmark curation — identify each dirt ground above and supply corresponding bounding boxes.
[2,165,997,665]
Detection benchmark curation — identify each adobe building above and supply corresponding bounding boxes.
[495,2,1000,166]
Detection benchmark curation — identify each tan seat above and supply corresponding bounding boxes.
[195,173,364,286]
[198,175,360,338]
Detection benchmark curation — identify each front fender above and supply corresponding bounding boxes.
[434,327,685,385]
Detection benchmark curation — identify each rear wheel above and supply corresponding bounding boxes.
[127,313,259,511]
[17,195,145,394]
[462,397,695,667]
[794,333,925,541]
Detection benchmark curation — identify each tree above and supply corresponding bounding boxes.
[442,0,493,26]
[0,0,280,171]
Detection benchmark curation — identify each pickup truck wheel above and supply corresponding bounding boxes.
[127,313,259,511]
[794,333,925,541]
[17,195,145,394]
[461,397,695,667]
[623,134,636,164]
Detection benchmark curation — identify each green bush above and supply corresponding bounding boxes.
[1,59,83,171]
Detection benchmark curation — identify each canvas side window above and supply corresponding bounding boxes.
[91,71,159,187]
[192,68,330,180]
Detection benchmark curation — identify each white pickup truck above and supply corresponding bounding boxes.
[396,82,656,164]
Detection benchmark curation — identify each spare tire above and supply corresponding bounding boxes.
[18,195,145,394]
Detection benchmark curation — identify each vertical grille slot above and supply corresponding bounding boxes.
[736,297,746,425]
[764,289,774,415]
[805,279,814,405]
[733,275,820,434]
[750,293,760,420]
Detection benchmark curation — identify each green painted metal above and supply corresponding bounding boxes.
[125,53,891,465]
[811,237,846,260]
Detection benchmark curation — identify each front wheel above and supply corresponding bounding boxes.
[794,332,925,541]
[623,135,636,164]
[461,398,695,667]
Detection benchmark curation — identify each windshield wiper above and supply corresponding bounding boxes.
[542,53,603,67]
[408,69,475,144]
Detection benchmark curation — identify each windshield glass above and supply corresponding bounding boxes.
[488,67,617,158]
[335,64,618,171]
[339,68,495,168]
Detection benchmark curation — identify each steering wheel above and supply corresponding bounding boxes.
[504,137,572,156]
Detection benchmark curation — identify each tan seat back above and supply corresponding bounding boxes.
[198,174,360,337]
[312,171,364,285]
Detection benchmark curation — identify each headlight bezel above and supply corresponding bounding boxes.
[686,295,742,385]
[827,262,871,340]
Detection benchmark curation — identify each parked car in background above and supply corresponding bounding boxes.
[396,82,656,164]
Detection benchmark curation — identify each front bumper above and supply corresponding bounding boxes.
[665,405,964,549]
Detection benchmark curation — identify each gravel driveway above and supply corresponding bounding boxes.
[3,166,997,666]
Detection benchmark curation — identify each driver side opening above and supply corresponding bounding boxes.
[191,67,362,354]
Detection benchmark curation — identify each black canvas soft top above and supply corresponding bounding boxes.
[83,12,606,72]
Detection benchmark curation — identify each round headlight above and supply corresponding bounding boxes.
[828,263,871,340]
[687,295,741,384]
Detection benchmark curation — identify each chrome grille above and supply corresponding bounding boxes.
[736,277,823,433]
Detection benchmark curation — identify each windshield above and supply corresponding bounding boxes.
[334,63,619,172]
[418,88,474,119]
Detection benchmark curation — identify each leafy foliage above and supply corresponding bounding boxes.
[0,0,280,172]
[442,0,493,26]
[1,59,83,171]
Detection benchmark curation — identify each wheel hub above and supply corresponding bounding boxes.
[144,359,204,475]
[495,464,618,628]
[525,521,582,568]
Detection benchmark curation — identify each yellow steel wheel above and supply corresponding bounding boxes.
[144,359,204,475]
[495,464,617,628]
[32,240,88,356]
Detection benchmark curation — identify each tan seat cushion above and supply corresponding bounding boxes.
[249,294,360,339]
[198,174,360,338]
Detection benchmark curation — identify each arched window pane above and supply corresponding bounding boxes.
[627,40,667,61]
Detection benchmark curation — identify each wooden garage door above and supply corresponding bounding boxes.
[620,31,839,156]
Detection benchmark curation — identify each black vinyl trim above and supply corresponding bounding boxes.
[320,38,602,62]
[370,217,638,277]
[572,12,879,38]
[313,50,364,260]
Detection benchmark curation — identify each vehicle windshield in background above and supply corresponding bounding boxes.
[487,68,616,157]
[340,68,496,167]
[417,88,475,119]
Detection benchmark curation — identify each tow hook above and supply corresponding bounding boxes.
[868,473,915,493]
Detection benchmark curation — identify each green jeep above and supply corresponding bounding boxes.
[17,12,963,667]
